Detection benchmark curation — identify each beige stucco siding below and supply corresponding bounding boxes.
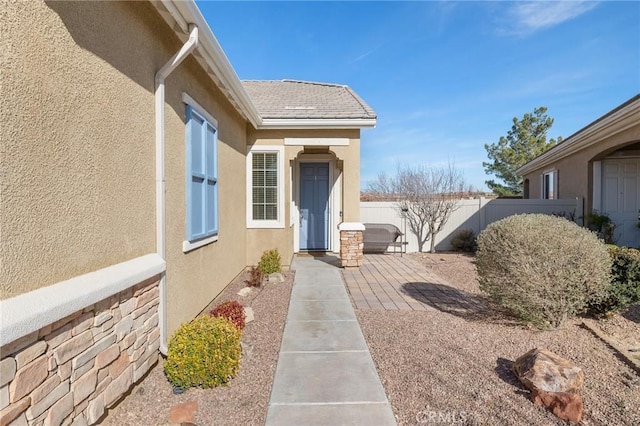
[1,1,163,298]
[163,57,248,336]
[1,0,249,338]
[523,124,640,210]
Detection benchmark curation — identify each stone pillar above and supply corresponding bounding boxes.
[338,222,365,268]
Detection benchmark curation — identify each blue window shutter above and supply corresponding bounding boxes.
[186,104,218,242]
[205,122,218,235]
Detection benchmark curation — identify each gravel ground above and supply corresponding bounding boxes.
[102,271,293,426]
[103,253,639,426]
[356,252,640,426]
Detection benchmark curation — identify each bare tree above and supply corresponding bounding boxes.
[368,163,466,253]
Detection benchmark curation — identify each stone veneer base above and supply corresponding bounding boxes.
[339,229,364,268]
[0,274,162,426]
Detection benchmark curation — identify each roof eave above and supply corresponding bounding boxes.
[516,95,640,176]
[258,118,377,130]
[153,1,262,128]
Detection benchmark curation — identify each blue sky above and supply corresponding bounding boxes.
[197,1,639,191]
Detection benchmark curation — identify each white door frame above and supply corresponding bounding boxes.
[292,155,340,253]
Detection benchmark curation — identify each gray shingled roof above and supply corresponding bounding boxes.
[241,80,377,120]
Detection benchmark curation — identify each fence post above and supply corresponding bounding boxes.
[575,197,584,226]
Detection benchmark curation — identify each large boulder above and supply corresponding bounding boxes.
[513,347,584,393]
[531,388,583,424]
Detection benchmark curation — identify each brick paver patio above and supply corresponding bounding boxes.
[342,254,489,317]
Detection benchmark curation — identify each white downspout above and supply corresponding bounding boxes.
[155,24,198,355]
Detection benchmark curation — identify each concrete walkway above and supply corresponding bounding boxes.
[265,255,397,426]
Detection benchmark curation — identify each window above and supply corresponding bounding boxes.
[247,146,284,228]
[542,170,558,199]
[185,98,218,248]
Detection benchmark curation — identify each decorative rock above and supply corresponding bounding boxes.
[53,331,92,365]
[513,347,584,393]
[57,361,72,381]
[72,334,116,369]
[109,353,129,379]
[268,273,285,283]
[71,369,97,405]
[1,332,38,359]
[86,395,104,424]
[136,287,159,309]
[169,401,198,424]
[25,380,69,420]
[30,375,61,405]
[241,342,253,358]
[45,324,72,351]
[532,387,583,423]
[71,413,89,426]
[72,313,94,336]
[93,313,112,328]
[120,332,136,351]
[14,341,47,370]
[9,355,48,402]
[114,315,134,342]
[133,357,153,383]
[0,385,8,410]
[0,358,16,387]
[104,366,132,407]
[95,344,120,369]
[237,287,252,297]
[119,298,137,317]
[7,412,27,426]
[244,307,254,324]
[0,396,31,426]
[45,391,73,426]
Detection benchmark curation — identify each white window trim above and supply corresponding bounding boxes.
[182,93,218,127]
[542,169,558,199]
[284,137,349,146]
[182,235,219,253]
[247,145,285,229]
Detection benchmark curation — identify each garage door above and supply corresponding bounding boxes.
[602,158,640,247]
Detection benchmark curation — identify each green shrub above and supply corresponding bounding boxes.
[164,316,241,389]
[476,214,611,329]
[589,246,640,315]
[586,211,616,244]
[450,229,477,252]
[209,300,246,330]
[258,249,281,275]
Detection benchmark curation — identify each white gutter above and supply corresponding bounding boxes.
[155,24,199,355]
[164,1,262,128]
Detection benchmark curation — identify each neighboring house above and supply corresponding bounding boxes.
[517,94,640,247]
[0,1,375,425]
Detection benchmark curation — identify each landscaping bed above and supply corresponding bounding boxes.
[102,270,294,426]
[356,252,640,426]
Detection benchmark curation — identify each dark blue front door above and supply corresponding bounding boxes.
[300,163,329,250]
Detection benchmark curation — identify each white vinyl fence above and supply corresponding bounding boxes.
[361,197,584,252]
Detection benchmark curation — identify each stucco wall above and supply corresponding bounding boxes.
[1,1,161,299]
[1,2,249,337]
[523,124,640,210]
[245,129,361,265]
[163,57,248,336]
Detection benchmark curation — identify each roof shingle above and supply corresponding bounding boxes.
[241,80,377,120]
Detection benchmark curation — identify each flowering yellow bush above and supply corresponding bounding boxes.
[164,316,241,389]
